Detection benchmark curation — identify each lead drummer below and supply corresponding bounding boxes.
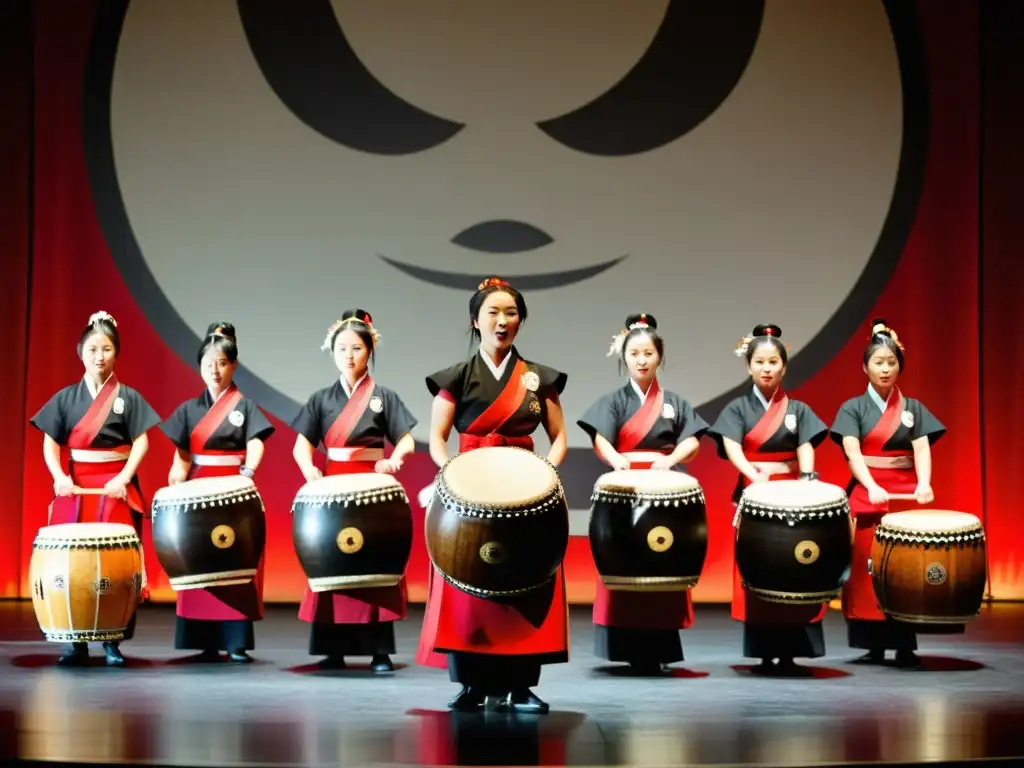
[160,323,275,663]
[28,311,161,666]
[708,324,829,675]
[291,310,417,673]
[830,319,945,669]
[416,277,568,714]
[577,313,708,674]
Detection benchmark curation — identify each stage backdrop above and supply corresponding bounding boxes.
[3,0,1018,602]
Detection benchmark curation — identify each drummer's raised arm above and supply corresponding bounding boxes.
[429,393,455,468]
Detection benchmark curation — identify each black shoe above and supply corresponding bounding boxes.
[895,650,924,670]
[775,657,799,675]
[196,648,222,662]
[370,654,394,674]
[628,660,664,676]
[316,655,346,670]
[505,688,549,714]
[851,649,886,665]
[56,643,89,667]
[447,686,485,711]
[228,650,253,664]
[103,642,125,667]
[750,659,775,675]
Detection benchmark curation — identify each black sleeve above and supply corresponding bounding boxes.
[381,388,418,445]
[534,364,567,397]
[290,391,325,446]
[29,390,68,444]
[707,399,746,459]
[124,388,161,440]
[829,399,862,445]
[795,401,828,448]
[909,399,946,445]
[676,397,710,442]
[426,363,468,400]
[244,399,275,443]
[577,392,621,444]
[158,401,192,451]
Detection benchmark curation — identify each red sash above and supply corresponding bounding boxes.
[615,379,663,453]
[68,376,119,448]
[466,359,529,435]
[189,384,244,455]
[862,386,905,455]
[325,377,375,448]
[742,388,788,454]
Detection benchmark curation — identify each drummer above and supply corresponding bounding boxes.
[416,276,568,714]
[28,310,161,666]
[159,323,275,663]
[707,324,828,675]
[291,309,417,674]
[830,319,945,669]
[577,313,708,674]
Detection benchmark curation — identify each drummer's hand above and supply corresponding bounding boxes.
[915,484,934,504]
[750,471,770,484]
[867,484,890,505]
[167,467,188,486]
[610,453,631,471]
[375,457,403,474]
[303,467,323,483]
[53,474,75,496]
[103,476,129,500]
[649,455,675,471]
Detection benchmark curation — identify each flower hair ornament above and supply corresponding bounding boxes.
[477,276,511,292]
[320,316,382,352]
[734,324,788,358]
[870,321,905,352]
[88,310,117,328]
[606,314,652,358]
[733,335,754,358]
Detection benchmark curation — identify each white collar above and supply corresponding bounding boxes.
[629,378,656,404]
[479,349,513,381]
[752,385,772,412]
[208,383,234,403]
[340,372,368,398]
[867,384,889,413]
[83,373,113,400]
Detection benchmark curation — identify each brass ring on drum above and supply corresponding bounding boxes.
[647,526,674,553]
[211,525,235,549]
[337,527,364,554]
[479,541,507,565]
[794,540,820,565]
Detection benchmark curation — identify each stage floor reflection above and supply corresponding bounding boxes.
[1,602,1022,767]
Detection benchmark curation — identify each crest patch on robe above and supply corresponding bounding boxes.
[369,396,384,413]
[785,413,797,431]
[113,397,125,415]
[901,410,914,428]
[662,403,675,420]
[228,409,245,427]
[522,371,540,392]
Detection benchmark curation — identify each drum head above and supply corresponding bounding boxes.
[35,522,138,541]
[442,446,557,507]
[296,472,401,499]
[880,510,982,534]
[741,479,846,509]
[153,475,255,503]
[596,469,701,495]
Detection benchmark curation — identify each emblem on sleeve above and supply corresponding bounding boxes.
[901,410,914,428]
[228,409,245,427]
[785,413,797,431]
[661,403,675,420]
[522,371,540,392]
[369,396,384,413]
[528,399,542,415]
[113,397,125,415]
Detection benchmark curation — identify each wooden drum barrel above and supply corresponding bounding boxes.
[29,522,142,643]
[151,476,266,590]
[736,480,853,604]
[426,446,569,598]
[870,510,986,629]
[589,470,707,591]
[291,473,413,592]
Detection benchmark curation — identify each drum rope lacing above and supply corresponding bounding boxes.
[737,498,851,527]
[590,488,705,507]
[875,526,985,546]
[435,448,566,517]
[32,535,141,550]
[290,487,409,513]
[439,570,555,598]
[152,488,264,515]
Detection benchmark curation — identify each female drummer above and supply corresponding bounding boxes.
[707,324,829,675]
[159,323,275,663]
[416,276,568,714]
[28,311,161,666]
[291,309,417,674]
[830,319,945,669]
[577,313,708,674]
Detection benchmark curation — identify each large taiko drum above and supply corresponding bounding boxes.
[870,510,986,629]
[736,480,853,604]
[29,523,142,642]
[589,470,708,591]
[151,476,266,590]
[291,473,413,592]
[426,446,569,598]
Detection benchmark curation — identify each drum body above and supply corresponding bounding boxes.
[426,446,569,598]
[870,510,986,628]
[736,480,853,604]
[151,476,266,590]
[291,473,413,591]
[589,470,707,591]
[29,523,142,642]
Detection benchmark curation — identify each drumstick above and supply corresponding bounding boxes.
[887,493,921,502]
[72,486,126,498]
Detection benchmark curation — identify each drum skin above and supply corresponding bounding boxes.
[426,449,569,598]
[291,477,413,592]
[30,523,142,642]
[589,479,708,592]
[870,512,987,629]
[151,477,266,590]
[736,483,853,604]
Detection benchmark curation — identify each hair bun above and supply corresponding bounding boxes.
[341,309,372,325]
[870,318,893,337]
[752,323,782,339]
[477,276,512,292]
[206,321,236,340]
[88,310,117,328]
[624,312,657,330]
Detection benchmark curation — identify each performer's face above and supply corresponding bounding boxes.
[333,329,371,380]
[623,333,660,387]
[473,291,521,354]
[864,347,900,391]
[80,332,116,381]
[201,348,237,392]
[748,342,785,393]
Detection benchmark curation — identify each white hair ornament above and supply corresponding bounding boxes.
[606,318,652,358]
[321,316,382,352]
[88,311,117,328]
